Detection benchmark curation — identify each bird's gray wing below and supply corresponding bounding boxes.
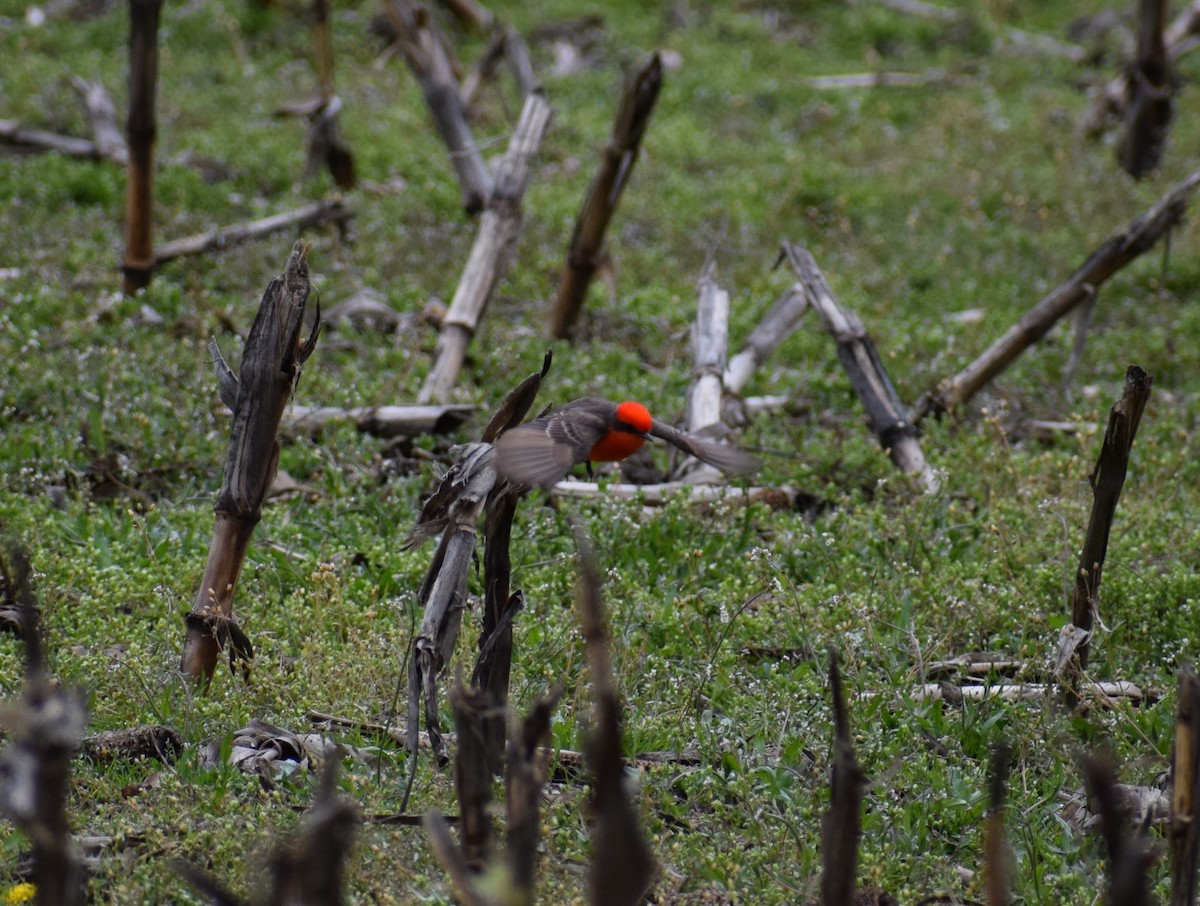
[493,422,581,489]
[649,420,762,475]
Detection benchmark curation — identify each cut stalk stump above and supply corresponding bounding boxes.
[122,0,164,296]
[180,241,321,687]
[1056,365,1152,708]
[1169,665,1200,906]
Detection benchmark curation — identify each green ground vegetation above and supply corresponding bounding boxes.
[2,0,1200,902]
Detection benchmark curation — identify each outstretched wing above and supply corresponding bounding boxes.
[649,420,762,475]
[493,399,612,489]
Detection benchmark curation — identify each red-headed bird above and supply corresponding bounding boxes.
[493,397,761,489]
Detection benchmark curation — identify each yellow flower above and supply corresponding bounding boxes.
[4,884,36,905]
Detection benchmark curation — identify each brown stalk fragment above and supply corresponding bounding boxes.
[450,681,494,871]
[1057,366,1152,707]
[1169,665,1200,906]
[575,529,657,906]
[550,53,662,339]
[1117,0,1175,178]
[122,0,164,295]
[821,650,864,906]
[782,242,936,491]
[506,688,559,898]
[180,242,321,685]
[71,77,128,164]
[913,169,1200,423]
[419,91,553,403]
[304,0,356,189]
[384,0,492,213]
[436,0,493,31]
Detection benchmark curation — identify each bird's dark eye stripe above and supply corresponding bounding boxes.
[614,419,642,433]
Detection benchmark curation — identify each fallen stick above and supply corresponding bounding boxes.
[869,0,1084,60]
[71,77,128,165]
[503,25,540,98]
[806,69,956,89]
[0,120,103,159]
[284,402,475,437]
[550,478,799,508]
[180,242,321,685]
[1170,665,1200,906]
[153,198,352,266]
[984,744,1011,906]
[906,680,1145,704]
[384,0,492,213]
[1057,365,1152,707]
[913,167,1200,422]
[419,91,553,404]
[783,242,938,492]
[550,52,662,339]
[122,0,164,295]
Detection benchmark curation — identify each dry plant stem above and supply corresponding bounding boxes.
[503,26,539,97]
[725,284,808,394]
[1083,0,1200,138]
[313,0,335,101]
[908,680,1144,705]
[425,812,490,906]
[0,546,87,906]
[821,651,864,906]
[551,479,799,508]
[122,0,163,295]
[1059,365,1152,706]
[459,28,507,109]
[1083,755,1153,906]
[154,198,352,266]
[550,53,662,339]
[71,77,128,164]
[406,444,496,764]
[506,689,559,897]
[285,403,474,438]
[574,529,657,906]
[419,92,553,403]
[1169,665,1200,906]
[689,275,729,433]
[436,0,493,31]
[783,242,937,492]
[384,0,492,213]
[0,120,105,159]
[914,168,1200,422]
[181,242,320,685]
[450,682,494,871]
[1117,0,1174,178]
[473,492,520,772]
[985,744,1011,906]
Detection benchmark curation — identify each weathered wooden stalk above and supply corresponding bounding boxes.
[783,242,937,492]
[1169,665,1200,906]
[122,0,164,295]
[985,744,1011,906]
[419,92,552,404]
[1057,366,1152,706]
[1083,755,1153,906]
[450,682,495,870]
[180,242,320,685]
[384,0,492,213]
[550,53,662,339]
[725,283,808,395]
[1118,0,1174,178]
[913,168,1200,422]
[821,650,864,906]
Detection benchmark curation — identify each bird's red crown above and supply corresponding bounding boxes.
[615,400,652,433]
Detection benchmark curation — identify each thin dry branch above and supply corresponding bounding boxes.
[783,243,937,492]
[180,242,321,685]
[725,285,809,395]
[550,479,800,509]
[419,91,553,403]
[1057,366,1152,706]
[154,198,352,266]
[985,744,1011,906]
[71,77,128,164]
[913,168,1200,422]
[284,403,474,438]
[550,53,662,339]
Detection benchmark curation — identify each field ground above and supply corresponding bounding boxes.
[2,0,1200,902]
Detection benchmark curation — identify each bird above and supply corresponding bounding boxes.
[492,397,761,489]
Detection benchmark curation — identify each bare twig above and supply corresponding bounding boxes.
[70,77,128,164]
[913,168,1199,422]
[284,403,474,438]
[821,649,864,906]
